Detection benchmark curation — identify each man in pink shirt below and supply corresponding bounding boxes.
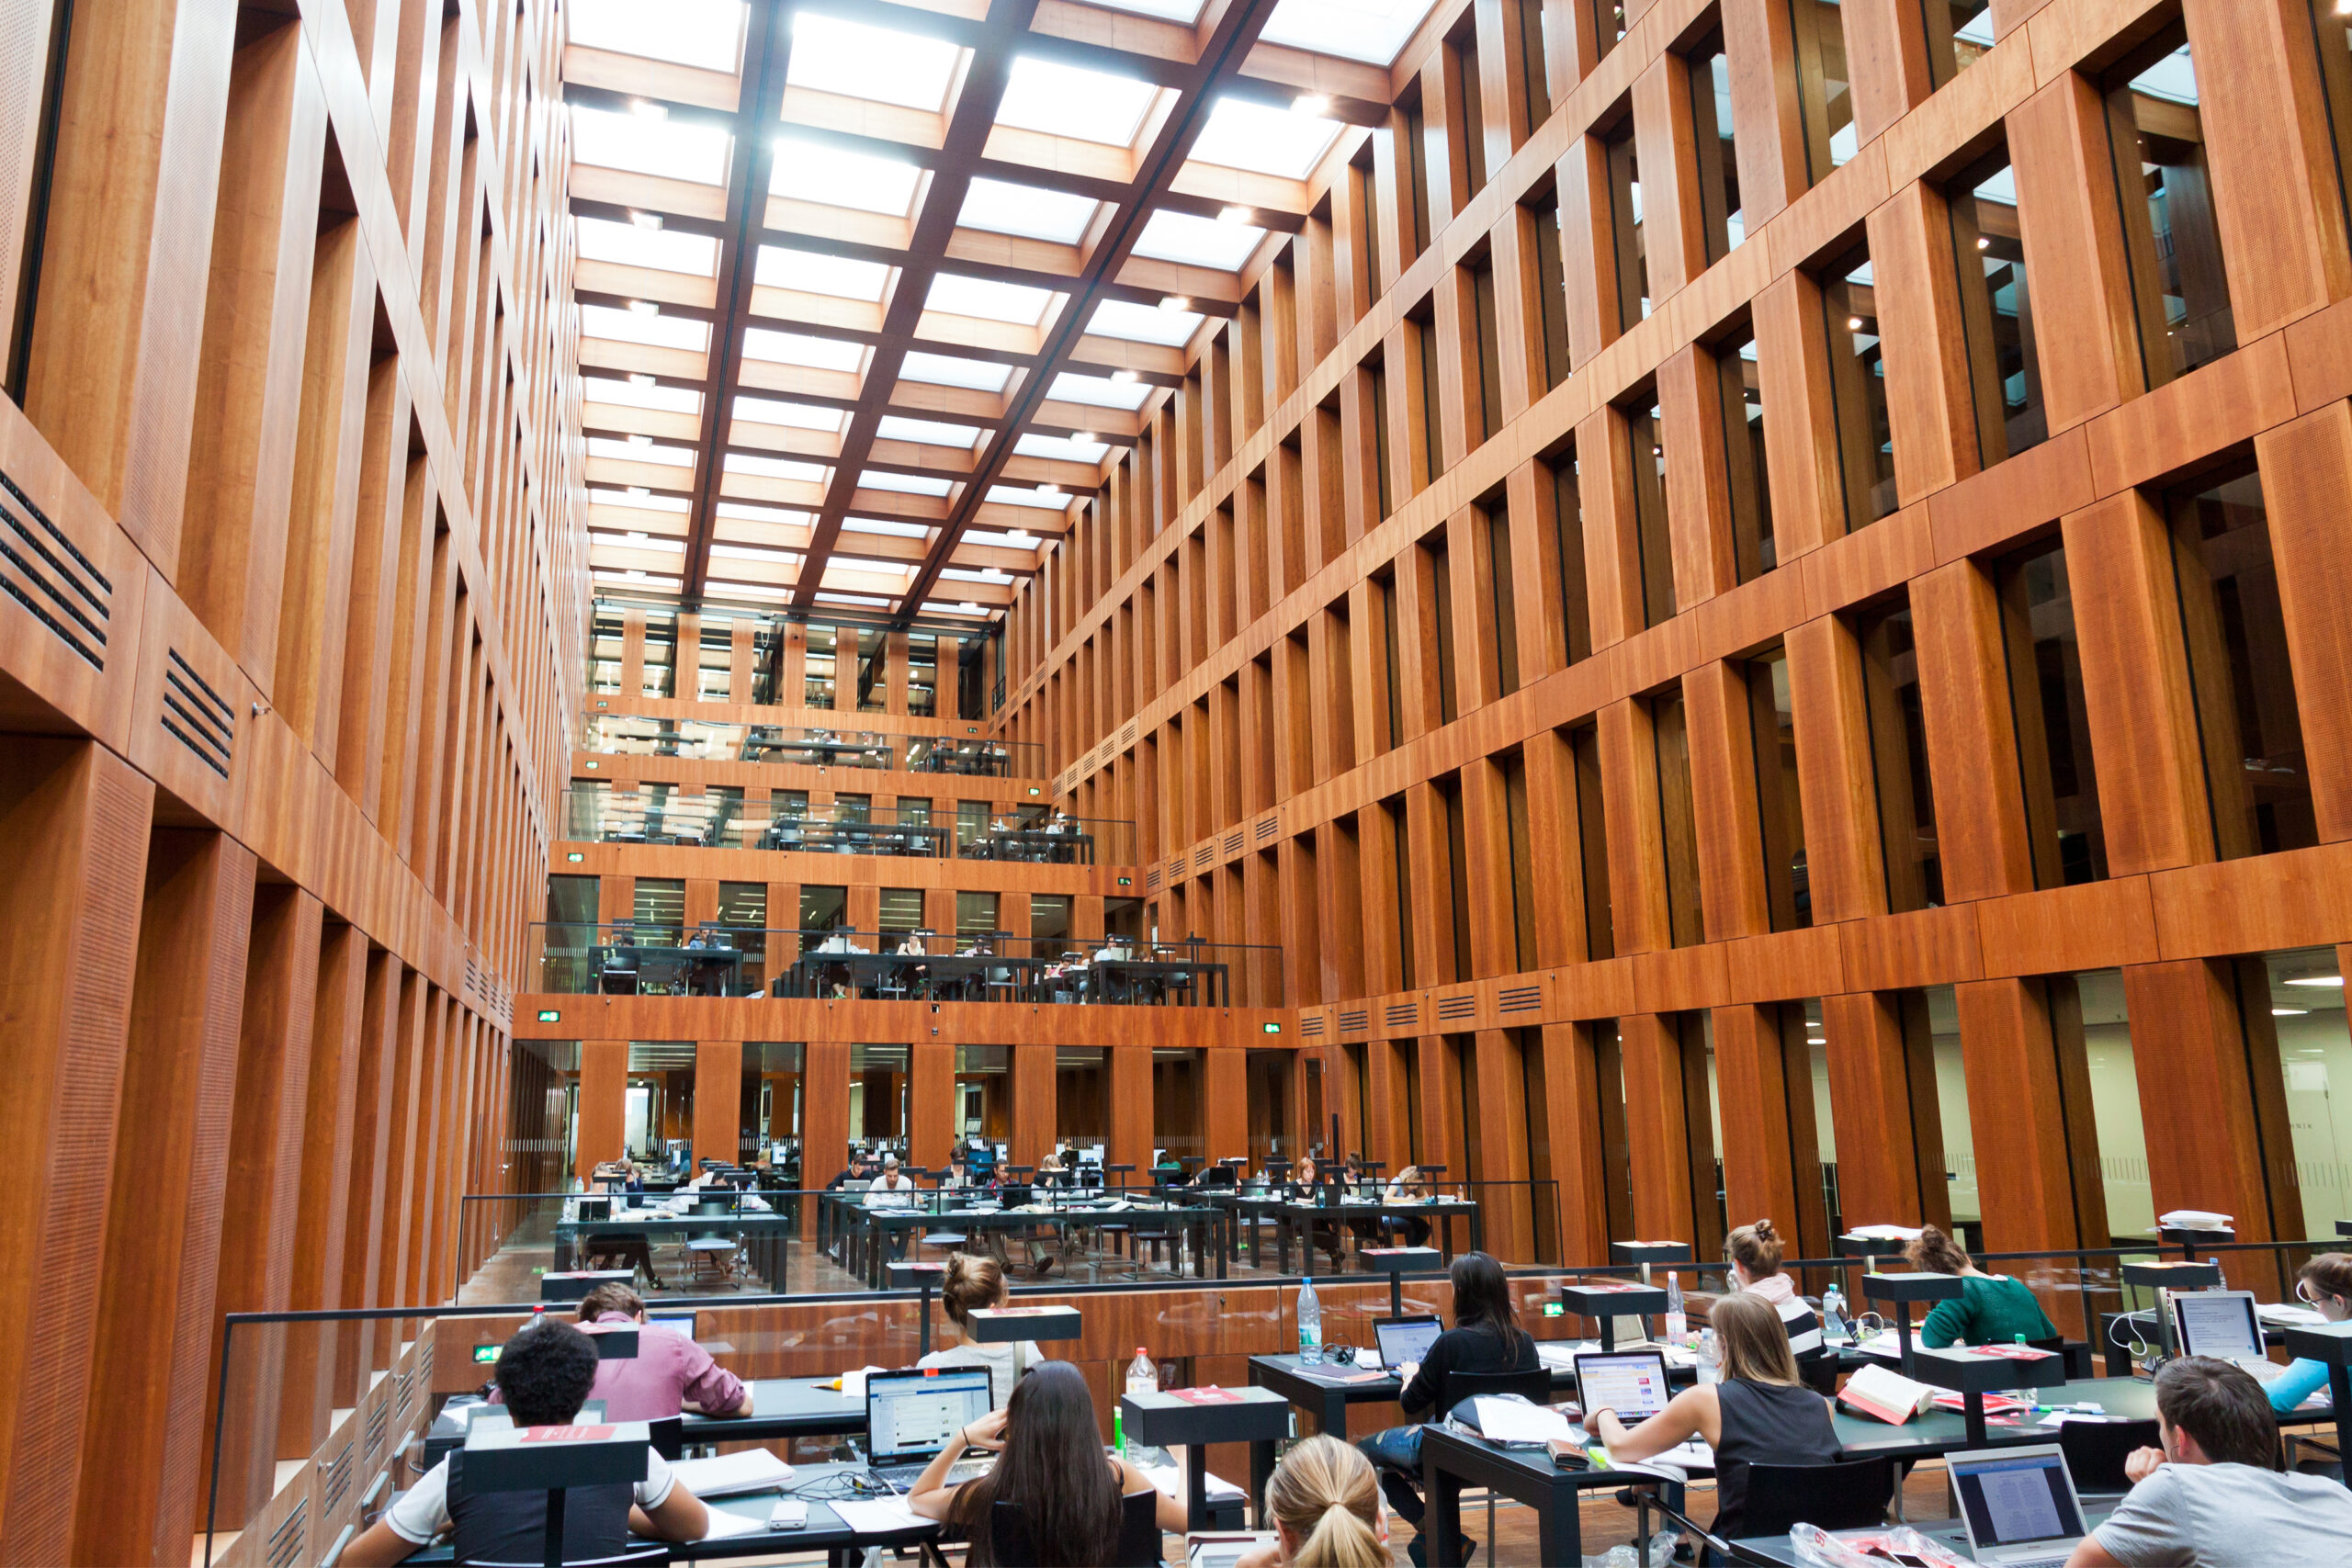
[493,1283,751,1422]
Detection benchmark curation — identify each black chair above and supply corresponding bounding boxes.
[990,1491,1160,1568]
[2059,1418,2160,1495]
[1736,1458,1897,1538]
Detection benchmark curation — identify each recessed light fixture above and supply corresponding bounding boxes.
[627,433,651,448]
[1159,295,1192,310]
[2286,976,2346,987]
[627,372,655,387]
[626,486,651,499]
[1111,369,1139,384]
[1008,529,1035,544]
[630,210,663,231]
[1037,483,1063,498]
[1072,431,1097,445]
[1847,315,1864,330]
[1807,1037,1826,1045]
[1292,94,1332,116]
[629,98,668,121]
[626,531,649,543]
[1218,205,1255,225]
[958,601,981,614]
[1974,236,1989,249]
[2274,1008,2309,1017]
[628,299,660,316]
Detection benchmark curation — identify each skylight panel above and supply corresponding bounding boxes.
[845,516,933,537]
[1133,209,1265,270]
[997,57,1159,146]
[770,137,922,217]
[576,217,719,276]
[957,178,1102,244]
[988,485,1068,510]
[756,244,892,301]
[723,453,831,482]
[1049,370,1150,410]
[732,395,843,433]
[584,376,703,414]
[2132,43,2199,106]
[860,470,956,497]
[925,273,1056,325]
[1084,0,1204,17]
[570,0,746,72]
[1191,97,1343,179]
[711,542,799,563]
[1260,0,1440,65]
[590,488,690,512]
[581,303,711,352]
[900,351,1012,391]
[716,502,811,524]
[590,436,694,468]
[1015,433,1109,462]
[816,592,899,608]
[877,415,983,449]
[787,11,962,113]
[1086,298,1202,345]
[741,328,866,371]
[707,581,797,600]
[571,105,732,186]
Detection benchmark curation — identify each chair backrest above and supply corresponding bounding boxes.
[989,1491,1160,1568]
[1739,1457,1897,1539]
[1442,1367,1555,1422]
[2059,1417,2161,1494]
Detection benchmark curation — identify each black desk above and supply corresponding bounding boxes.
[680,1377,865,1446]
[823,1195,1229,1287]
[908,745,1011,776]
[740,739,896,769]
[1257,1198,1482,1272]
[763,821,945,857]
[1086,956,1228,1006]
[1421,1426,1674,1567]
[963,828,1094,864]
[596,944,745,996]
[553,1212,795,1292]
[1726,1509,2121,1564]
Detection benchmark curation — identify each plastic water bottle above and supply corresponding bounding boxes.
[1297,1277,1324,1365]
[1697,1327,1722,1384]
[2012,1333,2037,1414]
[1663,1272,1687,1348]
[1821,1281,1849,1345]
[1122,1348,1156,1457]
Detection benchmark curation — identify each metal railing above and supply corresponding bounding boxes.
[578,711,1044,777]
[562,789,1134,863]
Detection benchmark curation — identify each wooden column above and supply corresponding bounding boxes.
[911,1040,954,1174]
[802,1042,852,1232]
[1787,613,1891,924]
[575,1040,627,1180]
[2255,403,2352,841]
[694,1041,742,1168]
[1108,1046,1153,1175]
[1012,1043,1056,1169]
[1712,1004,1833,1264]
[1204,1050,1248,1167]
[1682,660,1770,942]
[1820,990,1951,1232]
[1866,180,1981,504]
[1912,559,2037,900]
[1619,1012,1697,1246]
[1751,269,1841,563]
[1537,1021,1614,1265]
[334,952,401,1405]
[1472,1030,1535,1261]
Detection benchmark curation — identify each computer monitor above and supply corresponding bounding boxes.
[644,1311,695,1341]
[577,1196,611,1222]
[866,1369,994,1464]
[1373,1314,1444,1370]
[2171,1289,2265,1363]
[1573,1350,1674,1423]
[1949,1446,2088,1556]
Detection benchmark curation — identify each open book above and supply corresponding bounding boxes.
[1838,1363,1936,1426]
[672,1448,794,1497]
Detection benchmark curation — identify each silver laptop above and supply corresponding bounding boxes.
[2170,1289,2285,1382]
[865,1367,996,1487]
[1949,1446,2089,1568]
[1372,1314,1443,1371]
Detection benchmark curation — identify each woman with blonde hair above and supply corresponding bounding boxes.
[1566,1292,1841,1552]
[1238,1436,1388,1568]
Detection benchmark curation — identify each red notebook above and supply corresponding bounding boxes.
[1172,1386,1242,1404]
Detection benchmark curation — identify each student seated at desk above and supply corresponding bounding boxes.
[344,1319,710,1567]
[908,1360,1183,1567]
[1382,1165,1434,1249]
[1360,1253,1541,1568]
[1237,1435,1389,1568]
[484,1283,748,1421]
[1566,1292,1840,1559]
[2268,1251,2351,1415]
[2064,1356,2352,1567]
[918,1255,1043,1410]
[1904,1224,2055,1348]
[1722,1218,1822,1357]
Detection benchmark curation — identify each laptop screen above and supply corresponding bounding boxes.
[1574,1351,1674,1422]
[1951,1450,2087,1548]
[2173,1290,2264,1363]
[644,1312,695,1341]
[867,1370,994,1463]
[1374,1315,1443,1369]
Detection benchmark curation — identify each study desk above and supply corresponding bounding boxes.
[907,744,1012,775]
[678,1377,865,1445]
[761,820,946,857]
[823,1194,1230,1287]
[594,944,745,997]
[553,1211,796,1291]
[961,826,1094,864]
[1724,1511,2122,1565]
[739,738,896,769]
[1239,1196,1483,1272]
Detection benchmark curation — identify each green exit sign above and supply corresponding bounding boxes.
[474,1344,500,1363]
[537,1010,560,1023]
[1542,1303,1564,1318]
[1261,1022,1282,1034]
[1027,786,1041,795]
[1116,876,1132,886]
[566,852,583,863]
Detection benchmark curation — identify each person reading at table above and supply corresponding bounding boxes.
[1905,1224,2056,1348]
[2064,1355,2352,1566]
[1360,1252,1541,1568]
[1722,1218,1821,1357]
[481,1282,749,1421]
[1238,1434,1389,1568]
[343,1318,710,1566]
[918,1254,1044,1409]
[1382,1165,1434,1249]
[908,1360,1184,1567]
[1568,1292,1839,1559]
[2267,1251,2351,1416]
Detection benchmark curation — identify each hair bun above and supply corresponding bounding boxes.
[1752,1218,1777,1241]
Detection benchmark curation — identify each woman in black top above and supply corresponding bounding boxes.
[1569,1292,1841,1559]
[1359,1253,1540,1568]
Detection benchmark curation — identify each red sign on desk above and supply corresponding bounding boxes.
[1172,1387,1241,1404]
[522,1425,616,1442]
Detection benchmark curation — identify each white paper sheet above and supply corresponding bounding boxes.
[671,1449,793,1497]
[1473,1398,1573,1443]
[831,1498,922,1535]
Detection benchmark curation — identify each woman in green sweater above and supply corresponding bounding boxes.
[1905,1225,2057,1348]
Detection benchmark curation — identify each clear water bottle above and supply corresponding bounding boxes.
[1663,1271,1687,1348]
[1697,1327,1722,1384]
[2011,1333,2037,1414]
[1121,1348,1156,1458]
[1297,1277,1324,1365]
[1821,1281,1849,1345]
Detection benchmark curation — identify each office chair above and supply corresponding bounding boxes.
[991,1494,1161,1568]
[2059,1418,2159,1495]
[1639,1456,1895,1564]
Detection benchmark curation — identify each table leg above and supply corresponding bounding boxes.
[1468,1207,1484,1257]
[1424,1450,1464,1568]
[1184,1441,1209,1529]
[1537,1479,1582,1567]
[1249,1435,1277,1524]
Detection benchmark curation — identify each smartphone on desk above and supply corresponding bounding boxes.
[768,1501,808,1530]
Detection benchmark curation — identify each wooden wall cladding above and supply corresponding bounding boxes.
[0,0,577,1556]
[999,0,2352,1276]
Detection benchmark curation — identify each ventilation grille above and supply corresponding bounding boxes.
[1253,812,1278,843]
[1145,866,1161,892]
[1436,994,1476,1022]
[0,468,111,670]
[1221,830,1241,857]
[1299,1015,1324,1038]
[364,1400,389,1461]
[1192,844,1211,870]
[1119,720,1136,749]
[319,1439,355,1514]
[265,1498,307,1568]
[161,649,235,777]
[1339,1009,1367,1033]
[1499,985,1543,1014]
[1385,1002,1419,1031]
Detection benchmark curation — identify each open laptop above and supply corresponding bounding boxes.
[644,1310,695,1341]
[865,1367,996,1487]
[1371,1314,1443,1371]
[1948,1446,2090,1567]
[1572,1349,1674,1423]
[2170,1289,2287,1382]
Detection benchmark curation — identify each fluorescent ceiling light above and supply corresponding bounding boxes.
[957,178,1102,244]
[570,105,732,186]
[770,137,922,217]
[1292,94,1332,116]
[1134,208,1263,270]
[1088,298,1201,346]
[877,415,983,449]
[787,11,963,113]
[2285,976,2346,987]
[1159,295,1191,310]
[2275,1008,2308,1017]
[576,216,717,276]
[741,327,865,371]
[1049,371,1149,410]
[755,244,892,301]
[925,272,1057,326]
[627,299,660,315]
[1261,0,1441,65]
[900,351,1012,391]
[998,56,1160,146]
[581,303,709,352]
[569,0,747,72]
[1219,205,1256,224]
[630,99,668,121]
[1192,96,1344,179]
[1110,368,1139,384]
